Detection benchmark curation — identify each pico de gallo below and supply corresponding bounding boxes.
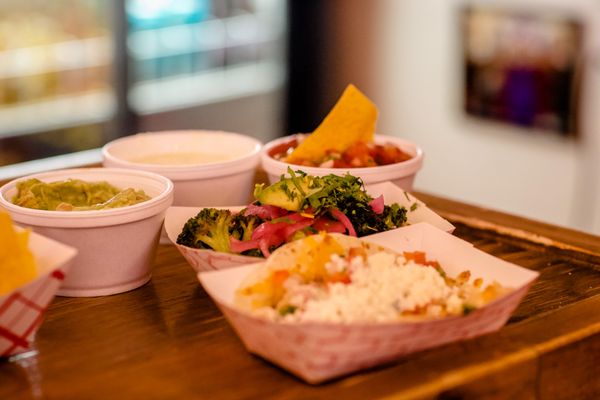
[269,137,413,168]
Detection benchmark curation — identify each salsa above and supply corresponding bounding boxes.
[12,178,151,211]
[269,138,412,168]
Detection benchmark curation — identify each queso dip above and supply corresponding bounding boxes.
[129,152,232,165]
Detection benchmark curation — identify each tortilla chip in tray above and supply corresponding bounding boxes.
[197,223,539,384]
[164,181,454,272]
[1,228,77,357]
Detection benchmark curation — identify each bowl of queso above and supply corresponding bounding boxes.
[102,130,262,207]
[261,134,424,191]
[0,168,174,297]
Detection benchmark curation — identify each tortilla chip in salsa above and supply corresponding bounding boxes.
[287,84,378,164]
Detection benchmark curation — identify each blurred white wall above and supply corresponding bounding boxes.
[370,0,600,234]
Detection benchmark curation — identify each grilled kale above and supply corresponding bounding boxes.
[321,190,407,236]
[350,203,408,236]
[289,170,408,236]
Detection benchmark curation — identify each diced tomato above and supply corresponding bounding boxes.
[332,159,351,168]
[372,144,412,165]
[268,139,298,159]
[269,138,412,168]
[348,246,367,261]
[325,271,352,284]
[342,142,375,167]
[403,251,428,265]
[425,260,441,268]
[271,270,290,286]
[403,251,443,269]
[401,305,428,316]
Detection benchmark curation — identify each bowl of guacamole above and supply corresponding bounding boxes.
[12,178,151,211]
[0,168,174,297]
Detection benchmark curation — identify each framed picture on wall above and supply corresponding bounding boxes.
[462,7,584,137]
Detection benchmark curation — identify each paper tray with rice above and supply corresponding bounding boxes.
[197,223,538,383]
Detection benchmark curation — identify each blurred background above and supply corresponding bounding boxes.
[0,0,599,235]
[0,0,286,171]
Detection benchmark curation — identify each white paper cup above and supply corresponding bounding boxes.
[102,130,262,207]
[261,134,424,191]
[0,168,174,297]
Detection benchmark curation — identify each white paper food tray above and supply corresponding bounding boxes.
[165,182,454,272]
[197,223,538,383]
[1,228,77,357]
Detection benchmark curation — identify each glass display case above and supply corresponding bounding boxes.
[0,0,287,178]
[126,0,285,115]
[0,0,117,171]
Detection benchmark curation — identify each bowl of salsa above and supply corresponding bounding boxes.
[261,134,424,191]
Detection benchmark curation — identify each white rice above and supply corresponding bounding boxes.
[258,251,479,323]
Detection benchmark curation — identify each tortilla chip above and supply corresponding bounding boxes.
[0,213,37,295]
[287,84,378,163]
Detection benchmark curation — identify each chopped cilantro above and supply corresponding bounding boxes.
[288,168,307,197]
[462,304,476,315]
[278,305,298,316]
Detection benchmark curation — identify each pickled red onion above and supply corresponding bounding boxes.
[230,236,260,253]
[369,195,384,214]
[329,208,357,237]
[244,204,287,219]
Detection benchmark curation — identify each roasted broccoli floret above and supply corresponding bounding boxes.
[230,212,265,241]
[229,212,266,257]
[176,208,233,252]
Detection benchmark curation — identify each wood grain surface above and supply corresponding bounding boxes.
[3,195,600,399]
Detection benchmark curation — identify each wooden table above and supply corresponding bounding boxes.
[3,192,600,399]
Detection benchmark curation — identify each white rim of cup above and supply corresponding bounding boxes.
[261,134,424,179]
[102,131,263,179]
[0,168,174,228]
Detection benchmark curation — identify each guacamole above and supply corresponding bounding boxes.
[13,178,151,211]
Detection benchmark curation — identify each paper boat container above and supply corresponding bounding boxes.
[165,181,454,272]
[1,229,77,357]
[198,223,538,383]
[164,206,253,272]
[364,181,454,233]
